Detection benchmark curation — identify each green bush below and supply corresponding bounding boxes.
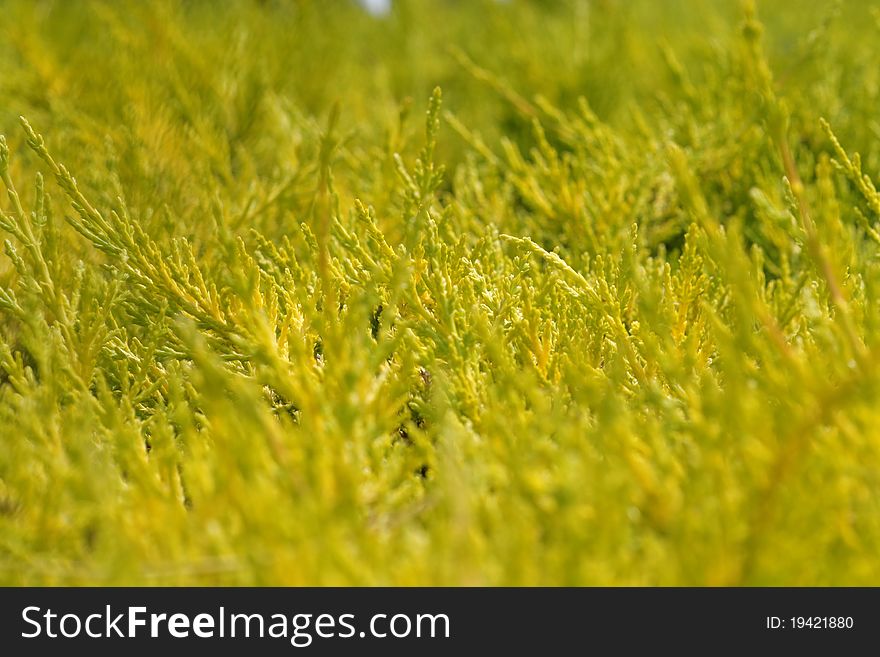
[2,0,880,585]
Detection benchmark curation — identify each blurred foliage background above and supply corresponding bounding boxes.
[2,0,880,585]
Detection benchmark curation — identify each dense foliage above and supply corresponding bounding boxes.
[2,0,880,585]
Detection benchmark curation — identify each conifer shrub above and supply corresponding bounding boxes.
[2,0,880,585]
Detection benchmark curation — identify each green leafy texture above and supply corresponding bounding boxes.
[2,0,880,585]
